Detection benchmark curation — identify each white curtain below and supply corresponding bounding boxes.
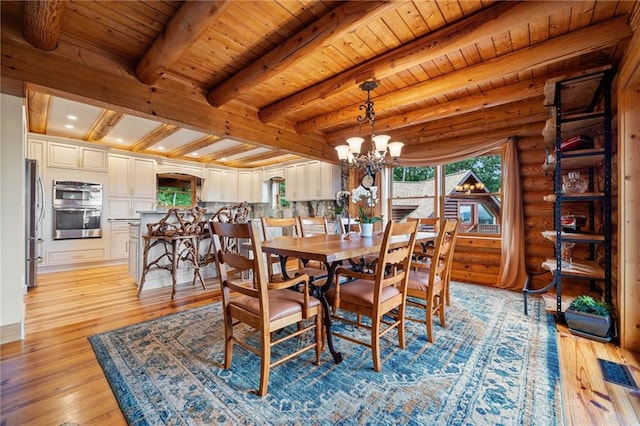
[399,137,527,290]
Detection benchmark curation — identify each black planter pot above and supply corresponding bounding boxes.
[565,308,612,339]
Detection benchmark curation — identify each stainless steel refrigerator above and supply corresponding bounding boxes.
[26,159,44,288]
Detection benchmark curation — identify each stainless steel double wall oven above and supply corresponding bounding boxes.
[52,180,103,240]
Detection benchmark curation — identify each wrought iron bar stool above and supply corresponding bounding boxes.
[137,206,207,299]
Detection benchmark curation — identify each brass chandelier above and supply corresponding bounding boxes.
[335,80,404,175]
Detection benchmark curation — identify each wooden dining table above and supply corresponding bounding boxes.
[261,231,438,364]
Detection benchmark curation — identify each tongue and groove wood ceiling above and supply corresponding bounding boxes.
[1,1,637,168]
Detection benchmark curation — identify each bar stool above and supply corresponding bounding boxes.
[137,206,207,299]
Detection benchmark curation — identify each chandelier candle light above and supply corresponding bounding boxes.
[335,80,404,175]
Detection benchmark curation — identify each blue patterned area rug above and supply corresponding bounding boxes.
[89,282,562,425]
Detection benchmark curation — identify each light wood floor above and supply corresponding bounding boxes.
[2,265,640,425]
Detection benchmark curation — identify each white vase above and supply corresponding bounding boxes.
[361,223,374,237]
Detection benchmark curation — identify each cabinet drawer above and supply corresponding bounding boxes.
[46,248,105,265]
[110,222,130,232]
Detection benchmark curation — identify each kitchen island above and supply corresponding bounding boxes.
[130,210,218,295]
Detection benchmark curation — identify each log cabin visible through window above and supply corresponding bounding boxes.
[391,154,502,235]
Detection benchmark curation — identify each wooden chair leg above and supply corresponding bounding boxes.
[426,296,434,344]
[258,329,271,396]
[224,313,234,369]
[438,292,446,328]
[372,313,382,372]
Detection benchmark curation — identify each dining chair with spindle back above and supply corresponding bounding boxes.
[405,219,459,343]
[211,221,322,396]
[326,220,419,372]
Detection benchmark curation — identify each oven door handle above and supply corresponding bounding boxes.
[54,207,101,212]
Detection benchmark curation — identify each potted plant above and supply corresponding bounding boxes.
[564,295,613,339]
[351,186,381,237]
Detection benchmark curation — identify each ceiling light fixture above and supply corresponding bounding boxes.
[334,80,403,175]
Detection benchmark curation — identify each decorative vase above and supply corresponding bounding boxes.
[361,223,374,237]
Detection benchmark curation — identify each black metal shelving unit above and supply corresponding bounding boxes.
[523,69,612,323]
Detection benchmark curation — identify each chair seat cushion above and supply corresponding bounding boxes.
[407,269,441,292]
[231,289,321,321]
[327,279,400,307]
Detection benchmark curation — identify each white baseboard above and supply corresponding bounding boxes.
[1,322,23,344]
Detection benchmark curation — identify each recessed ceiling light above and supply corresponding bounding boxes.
[67,115,77,120]
[157,146,164,150]
[64,124,74,129]
[191,152,199,156]
[116,138,123,143]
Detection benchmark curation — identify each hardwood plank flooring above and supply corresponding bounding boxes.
[1,265,639,425]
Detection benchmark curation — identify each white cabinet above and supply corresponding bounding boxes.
[203,168,238,202]
[108,154,157,217]
[284,163,307,201]
[108,154,156,198]
[284,161,338,201]
[321,162,341,199]
[47,142,108,172]
[237,171,252,202]
[108,155,131,197]
[157,161,204,178]
[128,224,140,279]
[110,222,130,260]
[251,170,269,203]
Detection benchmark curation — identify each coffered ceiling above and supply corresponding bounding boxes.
[1,1,638,168]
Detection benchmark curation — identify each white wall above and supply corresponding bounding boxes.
[1,93,26,343]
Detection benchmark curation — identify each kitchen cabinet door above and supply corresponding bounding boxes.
[237,171,252,202]
[221,170,238,201]
[108,155,132,197]
[48,142,107,172]
[251,170,268,203]
[131,158,156,198]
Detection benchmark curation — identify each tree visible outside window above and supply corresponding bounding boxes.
[157,174,196,207]
[392,154,502,235]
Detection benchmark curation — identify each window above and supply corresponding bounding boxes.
[157,173,197,207]
[392,154,502,235]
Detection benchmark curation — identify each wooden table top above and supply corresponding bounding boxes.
[261,232,437,264]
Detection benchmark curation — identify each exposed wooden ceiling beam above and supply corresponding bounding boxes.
[205,1,394,107]
[224,150,286,168]
[26,89,49,133]
[200,143,257,162]
[237,154,301,169]
[167,135,221,158]
[23,0,65,51]
[135,1,231,85]
[130,124,179,152]
[299,15,632,134]
[259,0,559,123]
[400,122,543,165]
[84,110,124,142]
[393,98,547,144]
[1,22,331,162]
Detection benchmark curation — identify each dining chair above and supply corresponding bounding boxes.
[261,217,326,283]
[339,217,361,234]
[211,221,323,396]
[297,216,330,236]
[326,220,418,372]
[405,219,459,343]
[408,217,440,261]
[297,216,330,271]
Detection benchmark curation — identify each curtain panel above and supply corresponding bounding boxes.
[400,137,527,291]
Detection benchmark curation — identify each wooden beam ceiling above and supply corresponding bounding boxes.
[135,1,232,85]
[205,1,394,107]
[305,15,632,136]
